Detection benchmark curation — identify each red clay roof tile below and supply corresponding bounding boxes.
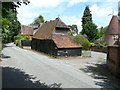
[21,25,33,35]
[106,16,120,35]
[52,34,82,48]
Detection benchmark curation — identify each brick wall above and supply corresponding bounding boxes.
[107,46,120,77]
[91,46,107,53]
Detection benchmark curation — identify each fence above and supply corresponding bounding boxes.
[20,40,31,48]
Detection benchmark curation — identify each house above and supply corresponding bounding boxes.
[20,25,34,47]
[20,25,34,37]
[31,18,82,56]
[105,15,120,45]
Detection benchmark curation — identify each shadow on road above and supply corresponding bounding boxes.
[80,62,120,88]
[2,67,62,89]
[3,44,13,49]
[1,54,11,59]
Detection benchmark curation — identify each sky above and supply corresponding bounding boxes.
[16,0,119,32]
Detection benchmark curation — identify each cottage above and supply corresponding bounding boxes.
[20,25,34,47]
[105,15,120,45]
[31,18,82,56]
[20,25,34,36]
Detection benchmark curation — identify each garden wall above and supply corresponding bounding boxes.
[107,46,120,77]
[91,46,107,53]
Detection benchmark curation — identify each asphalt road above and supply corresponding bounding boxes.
[1,43,119,88]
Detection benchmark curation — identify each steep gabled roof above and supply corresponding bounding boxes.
[33,18,69,39]
[21,25,33,35]
[106,16,120,35]
[52,34,82,48]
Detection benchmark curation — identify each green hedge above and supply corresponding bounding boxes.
[73,35,91,50]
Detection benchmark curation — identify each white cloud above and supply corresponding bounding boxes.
[16,0,118,29]
[29,0,65,8]
[67,0,88,7]
[17,0,66,25]
[61,15,82,32]
[67,0,119,7]
[89,3,118,27]
[90,4,114,18]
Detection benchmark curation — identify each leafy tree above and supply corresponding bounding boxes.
[33,15,45,26]
[98,26,108,38]
[81,6,98,42]
[2,18,11,43]
[68,24,78,35]
[2,1,30,18]
[2,9,21,43]
[2,0,30,43]
[39,15,45,23]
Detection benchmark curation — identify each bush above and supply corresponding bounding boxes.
[73,34,91,50]
[95,41,107,48]
[14,35,30,46]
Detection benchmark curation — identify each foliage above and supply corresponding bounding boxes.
[2,1,30,18]
[14,35,30,46]
[33,15,45,26]
[2,18,11,43]
[81,6,98,42]
[95,41,107,48]
[2,9,21,43]
[68,24,78,35]
[73,34,91,50]
[89,42,95,47]
[97,26,108,38]
[67,32,73,36]
[2,0,30,43]
[7,9,21,41]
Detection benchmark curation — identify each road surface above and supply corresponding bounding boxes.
[1,43,120,88]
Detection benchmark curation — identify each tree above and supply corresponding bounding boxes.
[33,15,45,26]
[81,6,98,42]
[98,26,108,38]
[2,10,21,43]
[2,0,30,18]
[2,18,11,43]
[68,24,78,35]
[7,9,21,41]
[39,15,44,23]
[2,0,30,43]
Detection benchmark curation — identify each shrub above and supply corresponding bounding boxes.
[14,35,30,46]
[95,41,107,48]
[73,35,91,50]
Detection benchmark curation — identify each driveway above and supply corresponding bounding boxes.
[1,43,120,88]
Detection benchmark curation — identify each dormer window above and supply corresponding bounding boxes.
[54,27,70,35]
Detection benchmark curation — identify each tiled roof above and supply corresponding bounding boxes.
[106,16,120,35]
[33,18,69,39]
[52,34,82,48]
[21,25,33,35]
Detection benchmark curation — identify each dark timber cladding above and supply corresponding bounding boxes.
[32,17,82,56]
